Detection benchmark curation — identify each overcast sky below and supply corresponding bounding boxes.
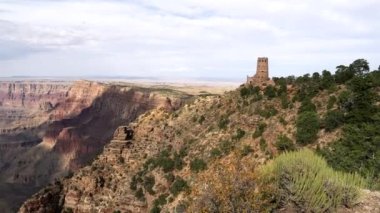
[0,0,379,80]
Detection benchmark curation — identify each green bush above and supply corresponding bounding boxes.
[280,94,289,109]
[218,116,229,129]
[320,122,380,180]
[240,85,260,97]
[259,138,267,152]
[219,140,234,154]
[210,148,222,158]
[173,152,185,170]
[253,122,267,138]
[264,85,277,99]
[170,177,188,196]
[279,116,287,125]
[320,72,379,181]
[151,193,169,213]
[150,206,160,213]
[130,175,138,190]
[232,128,245,140]
[198,115,205,124]
[298,98,316,113]
[323,110,345,132]
[164,173,175,183]
[134,188,145,201]
[190,158,207,173]
[241,145,253,156]
[327,95,337,110]
[296,111,320,144]
[144,175,156,195]
[275,134,295,152]
[157,157,175,173]
[258,149,366,212]
[256,105,278,118]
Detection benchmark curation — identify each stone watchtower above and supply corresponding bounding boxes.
[246,57,273,86]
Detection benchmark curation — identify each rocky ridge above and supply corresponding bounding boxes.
[20,79,380,212]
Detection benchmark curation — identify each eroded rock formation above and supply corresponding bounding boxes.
[0,80,187,212]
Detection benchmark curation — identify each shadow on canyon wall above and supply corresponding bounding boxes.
[0,85,187,212]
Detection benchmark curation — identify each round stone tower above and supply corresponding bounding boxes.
[246,57,273,87]
[254,57,269,80]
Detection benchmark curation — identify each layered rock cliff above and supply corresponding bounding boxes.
[0,80,189,212]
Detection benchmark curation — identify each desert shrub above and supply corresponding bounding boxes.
[173,152,185,170]
[218,116,229,129]
[240,85,260,97]
[151,193,169,213]
[275,134,295,152]
[327,95,337,110]
[296,111,320,144]
[241,145,253,156]
[256,105,278,118]
[264,85,277,99]
[150,206,160,213]
[280,94,289,109]
[190,158,207,173]
[135,188,145,201]
[170,177,188,196]
[253,93,263,101]
[143,175,156,195]
[258,149,366,212]
[154,193,168,206]
[198,115,205,124]
[232,128,245,140]
[298,98,316,113]
[156,156,175,173]
[240,86,249,97]
[338,90,353,112]
[164,173,175,184]
[219,140,234,154]
[63,208,74,213]
[279,116,287,125]
[323,110,345,132]
[130,175,138,190]
[259,138,267,152]
[253,122,267,138]
[188,160,260,212]
[210,148,222,158]
[117,156,125,164]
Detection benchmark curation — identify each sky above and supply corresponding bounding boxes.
[0,0,379,81]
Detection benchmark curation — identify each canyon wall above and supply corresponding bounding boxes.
[0,80,188,212]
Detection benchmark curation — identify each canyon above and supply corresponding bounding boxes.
[0,80,193,212]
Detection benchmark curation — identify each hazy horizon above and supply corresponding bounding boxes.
[1,0,379,78]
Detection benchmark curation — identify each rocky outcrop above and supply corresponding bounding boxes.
[19,182,64,213]
[19,115,169,213]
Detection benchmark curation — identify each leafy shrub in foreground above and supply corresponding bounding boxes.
[258,149,366,212]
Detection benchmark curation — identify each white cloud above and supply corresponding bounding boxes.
[0,0,379,79]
